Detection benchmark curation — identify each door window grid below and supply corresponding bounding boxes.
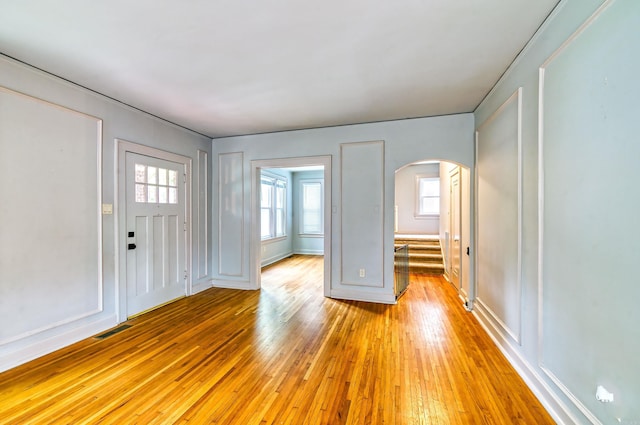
[135,163,178,204]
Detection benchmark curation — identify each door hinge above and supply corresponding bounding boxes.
[184,270,188,281]
[184,222,187,231]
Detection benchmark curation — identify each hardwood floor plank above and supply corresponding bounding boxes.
[0,255,553,424]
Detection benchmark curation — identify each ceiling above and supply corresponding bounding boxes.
[0,0,559,139]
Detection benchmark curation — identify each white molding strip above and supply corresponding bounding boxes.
[0,314,117,373]
[475,298,521,346]
[471,310,583,425]
[212,278,257,290]
[330,288,396,305]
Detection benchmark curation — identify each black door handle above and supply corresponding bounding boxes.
[128,243,137,250]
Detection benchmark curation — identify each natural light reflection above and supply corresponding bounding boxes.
[254,288,286,358]
[253,284,327,359]
[420,305,447,343]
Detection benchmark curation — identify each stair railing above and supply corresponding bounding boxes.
[394,244,409,298]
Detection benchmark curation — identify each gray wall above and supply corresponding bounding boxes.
[394,163,439,234]
[474,0,639,423]
[212,114,474,304]
[0,55,212,372]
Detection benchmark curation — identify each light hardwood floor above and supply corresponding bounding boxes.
[0,255,553,424]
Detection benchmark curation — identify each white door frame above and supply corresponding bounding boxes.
[115,139,192,323]
[250,156,332,296]
[449,166,461,292]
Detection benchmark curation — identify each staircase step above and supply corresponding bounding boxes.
[395,238,440,245]
[410,252,442,261]
[409,261,445,274]
[395,235,445,275]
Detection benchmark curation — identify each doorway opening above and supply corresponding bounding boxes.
[250,156,331,297]
[394,159,472,303]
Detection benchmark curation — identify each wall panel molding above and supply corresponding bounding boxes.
[218,152,244,277]
[0,86,103,345]
[196,149,209,280]
[340,141,384,287]
[476,87,523,345]
[537,1,630,423]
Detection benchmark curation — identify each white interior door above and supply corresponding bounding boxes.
[125,152,186,317]
[449,168,461,290]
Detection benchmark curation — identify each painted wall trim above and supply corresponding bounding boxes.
[475,87,523,345]
[261,252,294,268]
[294,249,324,255]
[218,152,245,277]
[196,149,209,280]
[192,280,214,295]
[537,2,615,423]
[0,314,117,373]
[330,288,396,305]
[472,310,582,425]
[212,278,258,290]
[0,86,104,345]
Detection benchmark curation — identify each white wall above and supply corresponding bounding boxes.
[394,163,439,234]
[474,0,640,423]
[212,114,474,304]
[0,55,211,372]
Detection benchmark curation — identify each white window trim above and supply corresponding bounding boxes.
[415,175,440,218]
[299,179,324,235]
[260,171,287,241]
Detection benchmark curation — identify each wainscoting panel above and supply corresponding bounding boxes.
[476,87,522,345]
[0,87,103,344]
[340,141,384,287]
[196,149,209,280]
[539,0,639,421]
[218,152,244,277]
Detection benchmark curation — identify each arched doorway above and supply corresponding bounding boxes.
[394,159,473,306]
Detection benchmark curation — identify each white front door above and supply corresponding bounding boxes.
[125,152,186,317]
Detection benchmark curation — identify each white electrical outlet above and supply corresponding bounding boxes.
[359,268,365,278]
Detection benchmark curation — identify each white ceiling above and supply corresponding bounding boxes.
[0,0,559,138]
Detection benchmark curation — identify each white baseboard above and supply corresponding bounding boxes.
[472,306,583,425]
[0,314,118,373]
[212,278,258,290]
[261,252,293,268]
[293,249,324,255]
[330,288,396,304]
[191,279,214,295]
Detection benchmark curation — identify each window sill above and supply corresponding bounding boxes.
[414,214,439,219]
[261,236,287,244]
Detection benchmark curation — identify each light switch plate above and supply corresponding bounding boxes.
[102,203,113,215]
